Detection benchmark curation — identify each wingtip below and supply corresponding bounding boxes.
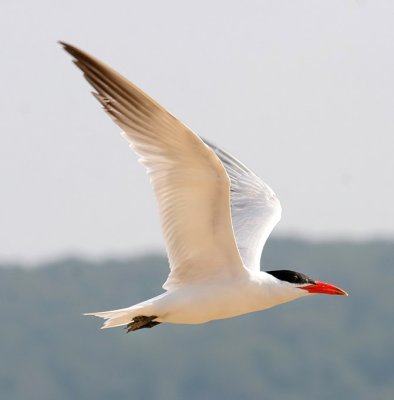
[58,41,84,59]
[58,40,70,50]
[58,40,76,59]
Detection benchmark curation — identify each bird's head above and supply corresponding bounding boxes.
[266,270,348,297]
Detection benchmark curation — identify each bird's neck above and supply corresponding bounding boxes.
[247,270,307,311]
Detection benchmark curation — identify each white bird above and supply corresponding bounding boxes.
[61,42,348,333]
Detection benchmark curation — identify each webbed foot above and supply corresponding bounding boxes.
[125,315,161,333]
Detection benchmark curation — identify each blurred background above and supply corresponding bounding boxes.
[0,1,393,399]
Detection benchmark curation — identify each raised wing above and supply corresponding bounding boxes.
[204,140,282,271]
[60,42,245,290]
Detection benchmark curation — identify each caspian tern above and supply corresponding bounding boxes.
[61,42,348,333]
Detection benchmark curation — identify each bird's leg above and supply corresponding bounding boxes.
[125,315,161,333]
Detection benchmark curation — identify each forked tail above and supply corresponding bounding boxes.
[84,299,162,332]
[84,308,135,329]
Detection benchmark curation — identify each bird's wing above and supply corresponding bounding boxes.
[61,43,246,291]
[204,140,282,271]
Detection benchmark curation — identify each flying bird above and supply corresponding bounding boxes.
[60,42,348,333]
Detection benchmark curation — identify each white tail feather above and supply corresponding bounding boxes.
[84,307,141,329]
[84,294,165,329]
[84,302,153,329]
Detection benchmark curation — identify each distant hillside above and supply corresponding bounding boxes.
[0,238,393,400]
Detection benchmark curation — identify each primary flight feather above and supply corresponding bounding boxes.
[60,42,347,333]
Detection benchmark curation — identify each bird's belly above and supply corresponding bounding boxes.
[158,283,267,324]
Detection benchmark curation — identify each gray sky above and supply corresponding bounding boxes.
[1,0,393,263]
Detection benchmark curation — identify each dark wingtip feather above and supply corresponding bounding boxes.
[58,40,73,54]
[59,42,80,60]
[58,41,91,65]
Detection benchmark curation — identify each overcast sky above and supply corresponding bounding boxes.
[1,0,393,263]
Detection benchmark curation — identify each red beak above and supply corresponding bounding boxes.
[300,281,348,296]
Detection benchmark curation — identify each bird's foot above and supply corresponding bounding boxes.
[125,315,161,333]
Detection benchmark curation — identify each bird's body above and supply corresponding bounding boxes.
[90,270,306,328]
[61,42,347,332]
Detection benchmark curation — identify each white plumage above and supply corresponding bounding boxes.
[61,42,347,332]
